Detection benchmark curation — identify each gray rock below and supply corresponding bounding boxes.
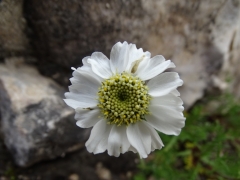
[141,0,240,108]
[0,0,30,58]
[23,0,240,108]
[0,0,239,112]
[0,59,88,167]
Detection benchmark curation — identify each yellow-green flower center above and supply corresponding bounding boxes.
[98,72,151,126]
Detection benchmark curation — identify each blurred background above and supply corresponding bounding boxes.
[0,0,240,179]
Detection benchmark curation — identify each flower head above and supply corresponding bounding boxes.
[64,42,185,158]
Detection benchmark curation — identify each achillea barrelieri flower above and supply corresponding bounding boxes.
[64,42,185,158]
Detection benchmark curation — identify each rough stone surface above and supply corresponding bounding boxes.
[0,142,137,180]
[23,0,240,108]
[0,0,30,58]
[143,0,240,108]
[0,0,240,172]
[0,59,88,167]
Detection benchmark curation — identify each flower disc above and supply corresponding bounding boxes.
[98,72,151,126]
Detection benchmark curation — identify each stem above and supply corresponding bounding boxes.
[139,154,146,168]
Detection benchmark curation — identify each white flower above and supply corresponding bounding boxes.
[64,42,185,158]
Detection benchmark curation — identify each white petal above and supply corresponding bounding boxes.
[107,125,130,157]
[148,72,183,97]
[77,56,104,82]
[82,56,91,66]
[78,56,97,74]
[156,104,184,112]
[171,89,180,96]
[72,67,102,88]
[110,42,129,73]
[63,98,96,109]
[68,83,97,97]
[135,55,176,80]
[110,42,150,74]
[87,52,112,79]
[85,120,112,154]
[75,108,101,128]
[146,105,185,136]
[151,94,183,107]
[126,122,151,158]
[142,121,164,151]
[65,91,97,104]
[128,146,137,153]
[126,46,150,73]
[134,55,164,75]
[68,74,99,97]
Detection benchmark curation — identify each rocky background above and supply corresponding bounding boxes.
[0,0,240,179]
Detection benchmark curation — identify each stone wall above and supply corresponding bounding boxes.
[0,0,240,167]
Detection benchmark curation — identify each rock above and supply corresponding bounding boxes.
[24,0,148,68]
[0,0,30,58]
[0,133,13,175]
[0,58,88,167]
[141,0,240,108]
[23,0,240,108]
